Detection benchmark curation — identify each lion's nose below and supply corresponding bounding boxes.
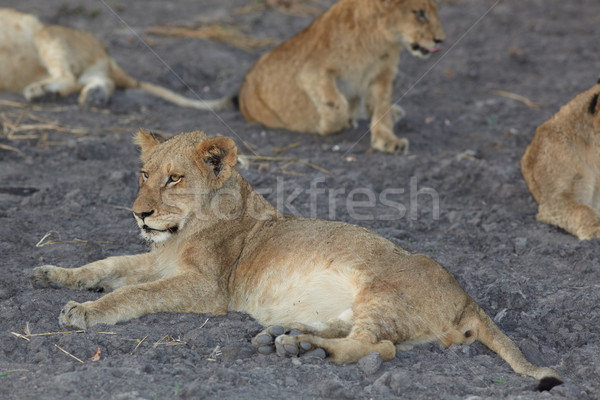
[434,38,444,44]
[134,210,154,220]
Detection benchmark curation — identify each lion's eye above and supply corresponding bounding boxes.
[166,174,182,186]
[140,171,148,181]
[413,10,427,22]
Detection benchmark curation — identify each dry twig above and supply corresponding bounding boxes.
[55,344,84,363]
[272,141,301,154]
[0,143,25,157]
[35,232,109,248]
[245,155,331,175]
[493,90,543,109]
[147,24,278,51]
[234,0,324,17]
[207,345,222,361]
[153,335,187,347]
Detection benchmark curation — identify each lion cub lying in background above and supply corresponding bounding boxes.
[33,129,561,391]
[238,0,445,154]
[0,8,230,109]
[521,79,600,239]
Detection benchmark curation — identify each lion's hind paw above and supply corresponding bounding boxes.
[252,325,326,359]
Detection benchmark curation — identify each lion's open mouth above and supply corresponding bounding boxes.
[142,224,179,234]
[410,43,442,56]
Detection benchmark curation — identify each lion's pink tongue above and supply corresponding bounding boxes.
[428,46,442,53]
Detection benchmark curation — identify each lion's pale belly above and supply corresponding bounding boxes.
[229,260,359,327]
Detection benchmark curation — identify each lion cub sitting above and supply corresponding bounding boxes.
[0,8,230,109]
[521,80,600,239]
[238,0,445,154]
[33,129,561,391]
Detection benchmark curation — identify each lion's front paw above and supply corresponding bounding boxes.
[59,301,92,329]
[574,225,600,240]
[23,83,58,103]
[31,265,60,289]
[371,132,409,154]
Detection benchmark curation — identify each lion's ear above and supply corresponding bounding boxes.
[134,128,166,162]
[196,136,238,187]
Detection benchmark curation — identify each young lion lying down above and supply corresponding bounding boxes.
[521,79,600,239]
[0,8,230,109]
[238,0,445,154]
[33,130,561,391]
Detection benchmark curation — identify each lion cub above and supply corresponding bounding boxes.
[0,8,230,109]
[238,0,445,154]
[521,80,600,239]
[33,130,561,391]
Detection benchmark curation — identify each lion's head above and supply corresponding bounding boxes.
[131,129,238,243]
[380,0,446,58]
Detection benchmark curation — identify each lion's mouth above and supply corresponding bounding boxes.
[410,43,442,56]
[142,224,179,234]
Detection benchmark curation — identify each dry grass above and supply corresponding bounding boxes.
[206,345,222,361]
[234,0,325,17]
[271,141,301,154]
[147,24,279,52]
[153,335,187,347]
[493,90,544,109]
[35,232,109,248]
[245,155,331,175]
[55,344,84,363]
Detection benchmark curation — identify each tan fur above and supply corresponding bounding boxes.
[238,0,445,154]
[521,81,600,239]
[0,8,231,109]
[32,129,561,389]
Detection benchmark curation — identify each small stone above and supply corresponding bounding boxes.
[358,352,383,375]
[514,237,528,255]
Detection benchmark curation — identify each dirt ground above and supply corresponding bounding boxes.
[1,0,599,398]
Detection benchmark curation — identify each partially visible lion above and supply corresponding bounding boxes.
[0,8,231,109]
[238,0,445,154]
[521,79,600,239]
[33,129,561,391]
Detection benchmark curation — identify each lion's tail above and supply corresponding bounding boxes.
[470,306,562,391]
[108,59,234,110]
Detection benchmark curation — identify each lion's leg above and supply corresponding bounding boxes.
[252,319,352,355]
[58,271,228,329]
[274,326,396,363]
[32,253,158,292]
[537,195,600,239]
[298,68,351,135]
[365,67,408,154]
[23,34,83,101]
[77,59,115,107]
